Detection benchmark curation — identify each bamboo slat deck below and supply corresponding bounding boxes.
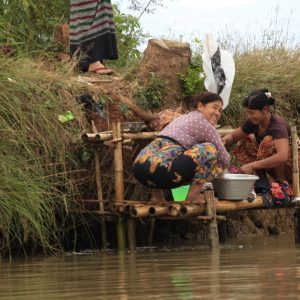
[82,122,300,251]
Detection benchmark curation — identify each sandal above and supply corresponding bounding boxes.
[89,66,113,75]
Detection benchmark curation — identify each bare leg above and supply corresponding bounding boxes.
[185,183,204,203]
[150,189,166,203]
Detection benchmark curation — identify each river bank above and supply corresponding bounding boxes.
[1,32,300,256]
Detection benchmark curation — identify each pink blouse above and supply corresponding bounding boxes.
[160,111,230,167]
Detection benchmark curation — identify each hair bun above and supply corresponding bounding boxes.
[265,91,275,105]
[268,97,275,105]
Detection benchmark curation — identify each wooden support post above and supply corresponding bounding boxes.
[294,209,300,244]
[92,121,107,249]
[291,126,300,200]
[148,218,155,246]
[205,190,220,250]
[127,218,136,252]
[291,126,300,243]
[117,217,126,251]
[218,214,227,244]
[112,122,127,251]
[95,147,108,249]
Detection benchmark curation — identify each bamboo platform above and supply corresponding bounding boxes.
[82,122,300,251]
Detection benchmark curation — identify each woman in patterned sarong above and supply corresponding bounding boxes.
[133,92,230,203]
[69,0,118,74]
[222,88,299,184]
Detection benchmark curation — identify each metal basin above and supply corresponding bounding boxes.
[212,174,259,200]
[121,122,145,132]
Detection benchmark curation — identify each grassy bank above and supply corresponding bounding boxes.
[0,56,94,256]
[0,1,299,256]
[221,47,300,127]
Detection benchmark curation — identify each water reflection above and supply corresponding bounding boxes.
[0,235,300,299]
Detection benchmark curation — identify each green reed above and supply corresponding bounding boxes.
[0,54,94,257]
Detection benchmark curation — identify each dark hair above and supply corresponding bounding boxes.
[190,92,223,109]
[242,88,275,110]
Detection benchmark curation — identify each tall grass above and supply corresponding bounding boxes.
[0,0,69,53]
[0,55,93,257]
[220,48,300,128]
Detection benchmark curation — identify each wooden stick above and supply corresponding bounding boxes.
[291,126,300,200]
[92,121,107,249]
[112,122,126,251]
[205,190,220,250]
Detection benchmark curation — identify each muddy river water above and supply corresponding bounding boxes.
[1,235,300,299]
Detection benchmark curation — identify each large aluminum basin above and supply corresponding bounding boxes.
[212,174,259,200]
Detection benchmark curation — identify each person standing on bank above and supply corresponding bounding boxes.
[69,0,118,75]
[222,88,295,183]
[133,92,230,203]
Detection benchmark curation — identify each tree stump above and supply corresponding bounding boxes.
[54,23,70,61]
[138,39,191,107]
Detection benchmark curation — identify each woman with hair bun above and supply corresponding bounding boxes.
[133,92,230,203]
[222,88,294,183]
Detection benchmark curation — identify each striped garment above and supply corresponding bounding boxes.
[69,0,116,46]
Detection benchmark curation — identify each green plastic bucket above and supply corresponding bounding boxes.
[171,185,190,202]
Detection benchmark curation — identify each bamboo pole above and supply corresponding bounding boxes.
[215,196,264,212]
[92,121,107,249]
[110,203,125,213]
[179,204,204,217]
[109,196,265,217]
[127,218,136,251]
[148,205,169,216]
[291,126,300,244]
[205,190,220,250]
[291,126,300,201]
[168,203,182,217]
[82,128,235,143]
[148,218,156,246]
[130,205,153,218]
[113,122,124,203]
[218,213,227,244]
[82,132,159,142]
[112,122,126,251]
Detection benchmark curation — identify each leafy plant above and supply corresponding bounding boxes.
[112,5,146,68]
[133,72,166,110]
[0,0,69,53]
[178,54,205,99]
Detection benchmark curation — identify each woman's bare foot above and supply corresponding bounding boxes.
[185,193,205,204]
[185,183,205,204]
[88,61,113,75]
[150,189,166,203]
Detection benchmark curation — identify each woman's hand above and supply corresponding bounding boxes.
[222,134,233,148]
[240,162,256,174]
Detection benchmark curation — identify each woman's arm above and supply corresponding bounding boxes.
[222,127,248,148]
[240,138,289,173]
